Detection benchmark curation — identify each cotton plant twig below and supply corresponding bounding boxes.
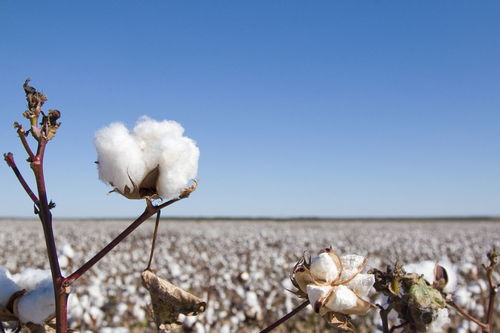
[3,153,39,205]
[259,300,309,333]
[376,304,391,333]
[146,210,162,270]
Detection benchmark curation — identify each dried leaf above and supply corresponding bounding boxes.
[141,269,206,331]
[323,312,354,332]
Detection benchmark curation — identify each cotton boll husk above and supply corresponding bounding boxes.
[94,122,146,192]
[0,266,21,307]
[310,253,339,282]
[438,260,457,293]
[403,261,436,285]
[15,278,54,324]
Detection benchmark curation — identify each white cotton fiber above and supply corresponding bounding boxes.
[310,253,339,282]
[0,266,21,307]
[16,278,55,324]
[95,116,199,199]
[94,122,147,193]
[11,268,52,291]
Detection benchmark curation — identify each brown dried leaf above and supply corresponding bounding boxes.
[141,269,206,331]
[323,311,354,332]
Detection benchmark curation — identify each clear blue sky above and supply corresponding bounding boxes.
[1,1,499,218]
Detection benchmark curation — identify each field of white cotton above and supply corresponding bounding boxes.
[0,219,498,332]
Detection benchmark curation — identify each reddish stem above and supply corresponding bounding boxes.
[3,153,39,205]
[65,198,179,285]
[259,300,309,333]
[31,140,68,332]
[15,125,36,161]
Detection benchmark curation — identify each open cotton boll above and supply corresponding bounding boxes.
[0,266,21,307]
[16,278,55,324]
[95,117,199,199]
[310,253,339,282]
[94,122,147,194]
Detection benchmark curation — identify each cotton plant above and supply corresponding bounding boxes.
[3,80,203,333]
[369,250,498,333]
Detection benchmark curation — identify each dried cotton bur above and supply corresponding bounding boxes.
[141,269,206,331]
[370,263,452,332]
[289,247,376,331]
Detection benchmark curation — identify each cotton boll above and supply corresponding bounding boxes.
[94,122,147,193]
[310,253,339,282]
[95,117,199,199]
[16,278,55,324]
[0,266,20,307]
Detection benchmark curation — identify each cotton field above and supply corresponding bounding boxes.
[0,219,499,332]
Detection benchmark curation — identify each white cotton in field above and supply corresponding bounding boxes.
[16,278,54,324]
[94,116,199,199]
[0,266,21,307]
[60,243,75,259]
[310,253,339,282]
[403,260,436,285]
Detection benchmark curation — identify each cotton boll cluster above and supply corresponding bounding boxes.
[0,219,498,332]
[0,267,54,325]
[95,116,199,199]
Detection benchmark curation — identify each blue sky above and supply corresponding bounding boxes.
[1,1,499,218]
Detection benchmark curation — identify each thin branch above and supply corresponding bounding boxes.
[3,153,39,205]
[484,249,498,331]
[14,124,36,161]
[259,300,309,333]
[447,301,487,330]
[390,321,408,332]
[146,210,161,270]
[65,208,154,284]
[377,304,391,333]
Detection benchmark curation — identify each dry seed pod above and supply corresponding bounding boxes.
[141,269,206,331]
